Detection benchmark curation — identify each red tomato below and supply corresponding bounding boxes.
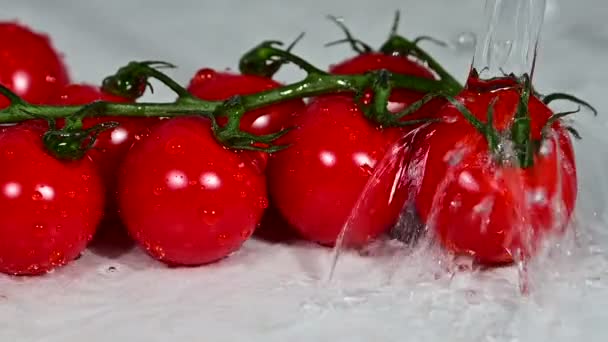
[187,68,305,135]
[0,22,70,107]
[0,123,104,275]
[268,96,407,246]
[329,52,442,114]
[50,84,159,210]
[118,116,268,265]
[415,85,576,264]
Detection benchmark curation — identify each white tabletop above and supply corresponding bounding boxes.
[1,0,607,341]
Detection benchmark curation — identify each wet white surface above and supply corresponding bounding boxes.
[1,0,608,341]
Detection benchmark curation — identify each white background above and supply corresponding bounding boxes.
[1,0,608,341]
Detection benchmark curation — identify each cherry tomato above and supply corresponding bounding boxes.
[187,68,305,135]
[268,96,407,246]
[118,116,268,265]
[0,123,104,275]
[50,84,159,210]
[329,52,442,115]
[0,22,70,107]
[414,84,576,264]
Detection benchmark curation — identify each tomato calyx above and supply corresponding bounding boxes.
[240,39,327,77]
[324,15,374,54]
[239,33,307,78]
[325,10,462,94]
[211,95,293,152]
[361,69,441,127]
[41,102,119,160]
[102,61,194,100]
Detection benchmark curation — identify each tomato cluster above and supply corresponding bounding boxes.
[0,22,578,276]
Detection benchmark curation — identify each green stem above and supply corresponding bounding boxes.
[380,35,463,94]
[0,72,450,124]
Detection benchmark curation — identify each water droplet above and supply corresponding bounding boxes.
[153,186,164,196]
[27,264,40,273]
[34,224,45,230]
[3,149,15,159]
[454,31,477,51]
[150,245,165,259]
[240,229,252,238]
[526,188,548,206]
[199,207,222,225]
[256,197,269,209]
[444,148,467,166]
[81,173,91,181]
[449,198,462,210]
[217,233,229,245]
[65,191,76,199]
[239,191,247,199]
[539,140,553,156]
[31,191,43,201]
[49,251,66,266]
[233,173,244,182]
[165,138,184,154]
[60,210,69,218]
[359,164,374,176]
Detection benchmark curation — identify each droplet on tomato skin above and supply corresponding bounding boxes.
[526,188,549,206]
[31,191,43,201]
[164,138,184,155]
[539,139,553,156]
[233,173,245,182]
[149,245,166,259]
[153,186,164,196]
[240,228,253,238]
[34,223,45,230]
[449,195,462,210]
[256,196,269,209]
[65,191,76,199]
[49,251,66,267]
[2,149,15,159]
[27,264,41,273]
[444,148,467,167]
[81,173,91,181]
[359,164,374,176]
[217,233,229,246]
[239,191,248,199]
[199,207,222,226]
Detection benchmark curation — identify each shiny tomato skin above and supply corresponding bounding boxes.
[187,68,305,136]
[50,84,159,201]
[0,22,70,107]
[268,96,407,246]
[118,116,268,265]
[0,124,104,275]
[415,88,576,264]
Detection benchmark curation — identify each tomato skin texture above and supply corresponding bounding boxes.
[0,124,104,275]
[268,96,406,246]
[0,22,70,107]
[187,68,305,136]
[49,84,159,202]
[118,116,267,265]
[415,88,576,264]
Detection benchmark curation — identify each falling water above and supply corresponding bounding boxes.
[325,0,572,294]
